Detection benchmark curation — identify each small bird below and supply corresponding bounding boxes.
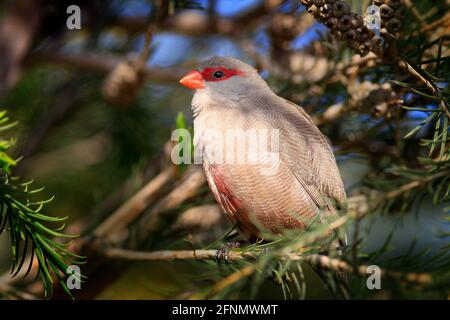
[179,56,346,240]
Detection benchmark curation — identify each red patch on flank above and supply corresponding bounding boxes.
[206,165,260,237]
[200,67,245,82]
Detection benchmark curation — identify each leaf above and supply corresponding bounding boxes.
[404,112,438,139]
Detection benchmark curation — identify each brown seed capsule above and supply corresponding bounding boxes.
[355,27,369,41]
[345,29,356,41]
[371,36,383,47]
[386,18,401,32]
[300,0,313,6]
[358,40,372,56]
[380,4,394,18]
[347,39,359,50]
[350,13,363,28]
[269,14,300,41]
[330,28,342,38]
[371,35,384,48]
[102,59,144,108]
[307,4,319,16]
[325,17,339,29]
[313,0,326,6]
[372,103,388,118]
[319,4,333,19]
[332,1,351,18]
[374,0,385,5]
[338,14,352,31]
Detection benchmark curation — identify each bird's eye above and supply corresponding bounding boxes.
[213,70,224,78]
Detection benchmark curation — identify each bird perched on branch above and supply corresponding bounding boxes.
[179,56,346,241]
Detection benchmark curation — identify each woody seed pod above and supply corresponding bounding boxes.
[102,58,144,108]
[332,1,351,18]
[319,4,333,19]
[380,4,394,18]
[345,29,356,41]
[338,14,352,31]
[325,17,339,29]
[313,0,326,6]
[355,27,369,41]
[307,4,319,16]
[372,103,388,118]
[300,0,313,5]
[350,13,363,28]
[358,40,372,56]
[269,13,301,41]
[374,0,384,5]
[386,18,401,32]
[371,35,383,48]
[330,28,342,37]
[347,39,359,50]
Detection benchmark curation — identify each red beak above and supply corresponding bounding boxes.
[179,70,205,89]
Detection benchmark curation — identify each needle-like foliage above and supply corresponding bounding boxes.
[0,111,84,298]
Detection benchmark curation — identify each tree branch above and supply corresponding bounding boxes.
[25,51,188,84]
[140,165,206,236]
[102,248,432,286]
[113,0,287,36]
[0,0,43,95]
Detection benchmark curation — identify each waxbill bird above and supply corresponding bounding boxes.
[179,56,346,240]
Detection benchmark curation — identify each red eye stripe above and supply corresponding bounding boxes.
[200,67,245,82]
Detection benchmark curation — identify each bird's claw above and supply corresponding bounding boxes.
[216,241,241,263]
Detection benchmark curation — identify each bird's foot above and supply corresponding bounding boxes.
[216,241,241,263]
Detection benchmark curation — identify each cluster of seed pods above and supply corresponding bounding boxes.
[300,0,403,56]
[374,0,403,34]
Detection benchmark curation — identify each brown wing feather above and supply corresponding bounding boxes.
[253,94,347,214]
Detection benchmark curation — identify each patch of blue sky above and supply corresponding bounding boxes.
[259,70,270,78]
[253,27,271,54]
[134,32,246,67]
[207,0,262,16]
[112,0,152,16]
[290,23,325,50]
[195,36,247,61]
[405,103,440,120]
[403,93,440,120]
[437,81,448,88]
[137,33,194,67]
[408,110,432,120]
[278,1,305,13]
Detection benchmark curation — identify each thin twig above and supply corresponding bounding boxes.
[385,170,448,199]
[102,248,433,286]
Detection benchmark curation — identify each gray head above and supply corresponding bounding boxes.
[199,56,258,75]
[179,56,270,99]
